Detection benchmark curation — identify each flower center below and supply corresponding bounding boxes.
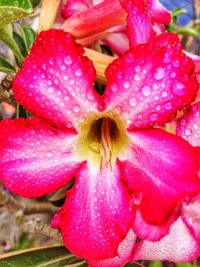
[75,111,129,171]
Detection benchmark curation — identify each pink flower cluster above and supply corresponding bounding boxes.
[0,0,200,266]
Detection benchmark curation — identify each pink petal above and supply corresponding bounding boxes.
[87,230,136,267]
[182,194,200,240]
[177,103,200,147]
[13,30,102,129]
[186,52,200,83]
[61,0,89,19]
[0,118,82,197]
[62,0,126,39]
[146,0,171,24]
[133,209,179,241]
[58,163,134,260]
[102,31,129,56]
[103,33,198,129]
[121,0,156,47]
[118,128,200,226]
[133,218,200,262]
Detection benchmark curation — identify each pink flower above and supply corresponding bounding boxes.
[0,0,200,265]
[61,0,171,54]
[131,103,200,263]
[60,0,129,55]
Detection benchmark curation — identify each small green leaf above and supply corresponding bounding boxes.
[21,25,35,51]
[149,261,163,267]
[0,0,33,28]
[124,263,145,267]
[0,56,15,73]
[30,0,40,7]
[176,263,193,267]
[0,25,23,65]
[177,27,200,38]
[0,246,86,267]
[13,31,27,57]
[172,7,187,18]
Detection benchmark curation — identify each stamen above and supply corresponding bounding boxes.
[100,118,112,170]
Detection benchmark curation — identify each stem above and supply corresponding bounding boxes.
[84,48,115,84]
[24,203,58,215]
[38,0,60,32]
[17,216,63,243]
[0,187,58,214]
[62,0,126,39]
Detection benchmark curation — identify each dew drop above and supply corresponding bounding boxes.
[172,82,186,96]
[123,81,130,89]
[193,123,199,130]
[75,69,82,77]
[129,98,137,107]
[153,67,165,80]
[64,56,72,65]
[87,92,94,100]
[135,66,140,72]
[54,79,59,85]
[125,54,134,63]
[134,74,141,81]
[111,84,118,92]
[61,65,66,71]
[162,91,168,98]
[173,60,180,68]
[150,113,158,122]
[73,106,80,112]
[165,102,172,110]
[185,128,192,136]
[142,85,151,96]
[48,87,54,93]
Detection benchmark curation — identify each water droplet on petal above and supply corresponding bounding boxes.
[142,85,151,96]
[87,92,94,100]
[75,69,82,77]
[172,82,186,96]
[150,113,158,122]
[129,98,137,107]
[123,81,130,89]
[134,74,141,81]
[48,87,54,93]
[185,128,192,136]
[153,67,165,80]
[73,106,80,112]
[64,56,72,65]
[165,102,172,110]
[111,84,118,92]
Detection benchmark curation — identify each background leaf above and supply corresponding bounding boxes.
[20,25,35,51]
[0,246,87,267]
[0,56,15,73]
[13,31,27,57]
[0,25,23,65]
[0,0,33,28]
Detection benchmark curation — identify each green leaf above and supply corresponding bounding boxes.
[0,0,33,28]
[13,31,27,57]
[0,246,87,267]
[124,263,145,267]
[0,25,23,65]
[176,263,193,267]
[149,262,163,267]
[172,7,187,18]
[0,56,15,73]
[30,0,40,7]
[21,25,35,51]
[177,27,200,38]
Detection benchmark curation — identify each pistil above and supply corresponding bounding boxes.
[100,118,112,170]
